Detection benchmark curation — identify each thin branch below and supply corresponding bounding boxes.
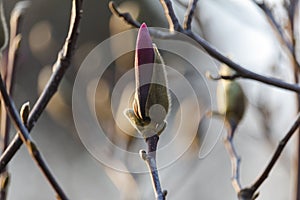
[242,114,300,196]
[0,73,68,199]
[183,0,198,30]
[0,0,9,53]
[186,31,300,92]
[253,0,294,53]
[237,115,300,199]
[286,0,299,32]
[109,1,174,39]
[0,0,83,172]
[282,3,300,199]
[109,2,300,94]
[159,0,183,32]
[111,0,300,199]
[140,135,167,200]
[206,71,241,81]
[108,1,140,28]
[224,136,242,193]
[0,1,9,197]
[5,1,29,93]
[0,2,29,199]
[174,0,206,38]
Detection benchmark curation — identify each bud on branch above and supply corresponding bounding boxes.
[217,64,247,139]
[125,23,170,139]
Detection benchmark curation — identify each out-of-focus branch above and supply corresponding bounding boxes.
[0,0,8,53]
[0,0,84,172]
[237,114,300,199]
[111,1,300,199]
[285,0,299,31]
[5,1,29,93]
[174,0,206,38]
[0,1,9,199]
[186,29,300,92]
[109,1,300,93]
[140,135,167,200]
[253,2,300,199]
[206,71,241,81]
[1,0,28,150]
[253,0,294,53]
[183,0,198,30]
[108,1,140,28]
[224,136,242,193]
[159,0,183,32]
[0,76,68,199]
[0,2,29,200]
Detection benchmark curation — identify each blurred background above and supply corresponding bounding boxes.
[0,0,298,199]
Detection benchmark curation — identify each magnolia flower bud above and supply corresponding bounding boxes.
[217,64,246,139]
[125,23,170,139]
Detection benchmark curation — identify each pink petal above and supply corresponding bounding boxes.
[134,23,154,120]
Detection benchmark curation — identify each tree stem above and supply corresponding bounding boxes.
[141,135,167,200]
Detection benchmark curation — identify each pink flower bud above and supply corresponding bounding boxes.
[134,23,155,121]
[125,23,170,138]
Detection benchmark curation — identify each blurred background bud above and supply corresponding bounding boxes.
[217,64,247,138]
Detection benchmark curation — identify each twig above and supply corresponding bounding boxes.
[186,31,300,92]
[0,75,68,199]
[0,2,29,199]
[108,1,140,28]
[0,0,9,53]
[287,1,300,198]
[282,3,300,195]
[183,0,198,30]
[5,1,28,93]
[1,1,27,149]
[253,0,294,53]
[109,1,300,94]
[0,0,9,198]
[174,0,206,38]
[111,0,300,199]
[253,1,300,199]
[237,114,300,199]
[224,136,242,193]
[205,71,241,81]
[140,135,167,200]
[159,0,183,32]
[285,0,299,32]
[0,0,83,172]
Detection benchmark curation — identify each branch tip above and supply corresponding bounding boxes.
[183,0,198,30]
[139,149,147,160]
[108,1,140,28]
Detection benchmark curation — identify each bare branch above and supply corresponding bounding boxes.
[159,0,183,32]
[5,1,29,92]
[140,135,167,200]
[0,74,68,199]
[109,2,176,39]
[0,2,29,199]
[183,0,198,30]
[110,3,300,93]
[248,114,300,194]
[0,0,83,172]
[111,0,300,199]
[174,0,206,37]
[0,0,8,52]
[253,0,294,53]
[187,31,300,92]
[108,1,140,28]
[206,71,241,81]
[237,114,300,199]
[224,137,242,193]
[286,0,299,31]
